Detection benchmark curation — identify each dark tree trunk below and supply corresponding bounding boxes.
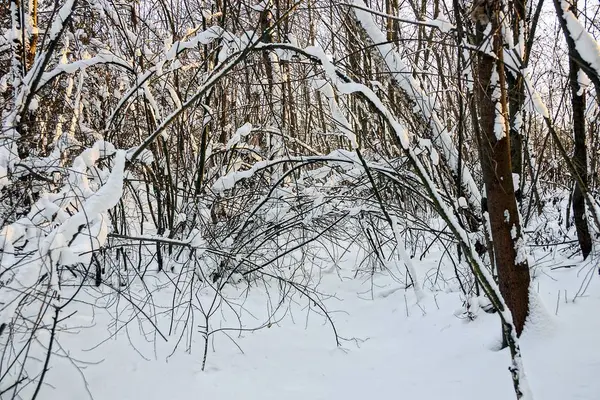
[570,67,592,259]
[474,3,531,336]
[554,0,600,96]
[507,73,524,202]
[507,0,526,201]
[558,0,592,259]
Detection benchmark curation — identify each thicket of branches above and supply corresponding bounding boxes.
[1,0,599,398]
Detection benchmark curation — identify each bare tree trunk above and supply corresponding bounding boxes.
[474,2,530,336]
[560,0,592,259]
[507,0,526,202]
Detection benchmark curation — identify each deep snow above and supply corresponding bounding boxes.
[42,248,600,400]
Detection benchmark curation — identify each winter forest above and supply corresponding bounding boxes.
[1,0,600,398]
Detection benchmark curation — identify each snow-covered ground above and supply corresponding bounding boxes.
[43,247,599,400]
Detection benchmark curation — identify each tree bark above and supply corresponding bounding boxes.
[557,0,592,259]
[474,2,530,336]
[507,0,526,202]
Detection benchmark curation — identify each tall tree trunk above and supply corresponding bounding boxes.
[507,0,526,202]
[474,1,531,336]
[560,0,592,259]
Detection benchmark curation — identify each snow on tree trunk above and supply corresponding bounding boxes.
[554,0,600,95]
[474,4,530,337]
[506,0,527,202]
[555,0,592,259]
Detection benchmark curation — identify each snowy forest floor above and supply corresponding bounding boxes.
[45,246,599,400]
